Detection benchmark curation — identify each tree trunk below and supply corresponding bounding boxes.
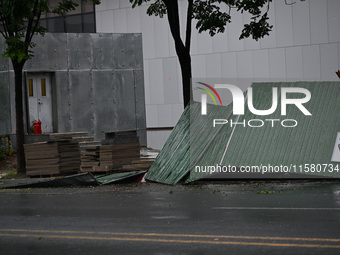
[12,61,26,173]
[163,0,192,108]
[177,51,192,107]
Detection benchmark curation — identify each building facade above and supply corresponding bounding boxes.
[95,0,340,149]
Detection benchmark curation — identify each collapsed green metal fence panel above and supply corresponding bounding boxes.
[145,101,235,184]
[146,82,340,185]
[219,82,340,178]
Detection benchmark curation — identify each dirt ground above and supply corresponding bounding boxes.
[0,154,23,178]
[0,154,17,172]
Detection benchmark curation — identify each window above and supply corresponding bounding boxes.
[41,79,46,97]
[28,79,34,97]
[42,0,96,33]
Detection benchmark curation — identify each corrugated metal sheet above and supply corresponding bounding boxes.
[95,171,146,185]
[147,82,340,185]
[145,101,235,184]
[219,82,340,178]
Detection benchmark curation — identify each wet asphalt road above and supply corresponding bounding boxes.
[0,180,340,254]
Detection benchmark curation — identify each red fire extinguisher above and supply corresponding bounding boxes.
[34,121,39,134]
[38,121,42,134]
[34,121,42,134]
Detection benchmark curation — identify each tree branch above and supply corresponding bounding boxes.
[0,12,9,38]
[284,0,296,5]
[25,0,39,44]
[163,0,186,54]
[185,0,193,53]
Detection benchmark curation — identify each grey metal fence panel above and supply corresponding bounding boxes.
[92,33,114,70]
[68,33,92,70]
[92,70,116,135]
[55,71,72,133]
[0,33,146,145]
[113,34,143,70]
[113,70,137,131]
[46,33,68,70]
[69,71,93,133]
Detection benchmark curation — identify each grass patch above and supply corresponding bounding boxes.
[0,168,18,179]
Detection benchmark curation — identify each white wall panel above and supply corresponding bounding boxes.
[221,52,237,78]
[97,10,114,33]
[286,46,303,79]
[191,55,207,78]
[328,0,340,43]
[253,50,269,79]
[143,60,151,105]
[95,11,102,31]
[154,16,170,58]
[244,37,260,51]
[95,0,107,11]
[140,5,155,59]
[269,48,286,79]
[178,0,188,45]
[190,22,199,55]
[237,51,253,78]
[171,104,184,125]
[197,32,213,55]
[107,0,120,10]
[120,0,131,9]
[302,45,321,80]
[146,105,159,127]
[228,11,244,52]
[176,64,184,104]
[275,0,293,47]
[112,9,127,33]
[127,7,141,33]
[292,1,310,46]
[163,57,180,104]
[149,59,164,104]
[158,105,173,127]
[206,54,222,78]
[212,31,228,53]
[320,44,338,81]
[168,32,176,57]
[147,130,171,150]
[310,0,328,44]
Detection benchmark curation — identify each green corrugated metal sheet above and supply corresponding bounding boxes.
[95,171,146,185]
[145,101,235,184]
[147,82,340,185]
[0,171,146,189]
[218,82,340,178]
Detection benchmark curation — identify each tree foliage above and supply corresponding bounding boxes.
[131,0,273,40]
[0,0,100,64]
[130,0,274,107]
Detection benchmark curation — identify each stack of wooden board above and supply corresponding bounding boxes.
[121,158,155,172]
[80,146,100,172]
[49,132,88,141]
[50,132,101,151]
[24,140,80,177]
[98,143,140,171]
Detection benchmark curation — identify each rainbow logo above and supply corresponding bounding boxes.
[196,82,223,106]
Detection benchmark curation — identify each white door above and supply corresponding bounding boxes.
[27,74,53,133]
